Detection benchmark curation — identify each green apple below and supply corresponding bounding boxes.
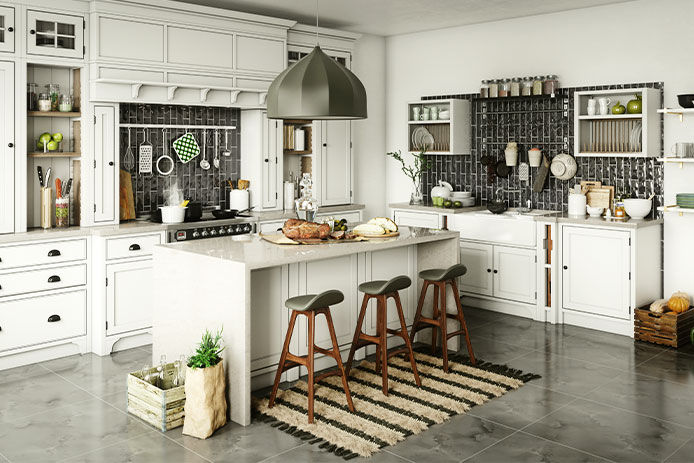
[38,133,52,145]
[52,132,63,143]
[47,140,58,151]
[453,200,462,208]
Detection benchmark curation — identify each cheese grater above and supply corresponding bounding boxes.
[138,132,153,174]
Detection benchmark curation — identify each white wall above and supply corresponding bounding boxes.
[352,33,387,219]
[385,0,694,298]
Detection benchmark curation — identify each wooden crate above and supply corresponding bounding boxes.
[127,363,185,432]
[634,306,694,348]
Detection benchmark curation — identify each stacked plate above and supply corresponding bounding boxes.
[676,193,694,209]
[450,191,474,207]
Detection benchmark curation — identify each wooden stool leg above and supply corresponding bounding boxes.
[378,295,389,395]
[307,311,316,423]
[269,311,298,408]
[345,294,370,377]
[451,279,476,365]
[393,292,421,387]
[409,280,429,344]
[431,282,440,354]
[375,303,382,374]
[439,282,450,373]
[323,309,355,412]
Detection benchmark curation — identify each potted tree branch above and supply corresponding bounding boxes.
[182,328,227,439]
[386,149,431,205]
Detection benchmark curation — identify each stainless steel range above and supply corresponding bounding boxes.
[165,216,256,242]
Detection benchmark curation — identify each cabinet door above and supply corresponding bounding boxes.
[458,241,493,296]
[250,266,287,371]
[562,227,631,319]
[493,245,536,303]
[320,121,351,206]
[0,61,13,234]
[392,210,440,229]
[94,105,117,223]
[367,246,415,329]
[27,11,84,59]
[0,6,15,53]
[261,112,281,209]
[106,260,154,335]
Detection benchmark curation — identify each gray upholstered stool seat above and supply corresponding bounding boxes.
[358,275,411,295]
[285,290,345,311]
[418,264,467,282]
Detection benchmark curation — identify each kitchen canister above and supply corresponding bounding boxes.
[229,189,249,211]
[528,148,542,167]
[504,142,518,167]
[568,192,587,216]
[284,181,295,211]
[41,187,52,229]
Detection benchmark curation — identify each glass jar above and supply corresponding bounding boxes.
[37,92,52,112]
[488,79,499,98]
[510,77,521,97]
[55,197,69,228]
[59,93,73,112]
[27,83,38,111]
[543,75,559,96]
[46,83,60,111]
[521,77,533,96]
[480,80,489,98]
[499,78,511,97]
[532,76,544,96]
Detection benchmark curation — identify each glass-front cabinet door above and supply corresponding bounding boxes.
[27,10,84,59]
[0,6,15,53]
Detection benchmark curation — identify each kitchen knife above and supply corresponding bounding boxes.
[37,166,44,188]
[64,178,72,196]
[44,167,52,188]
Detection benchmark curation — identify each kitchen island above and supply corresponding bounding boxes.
[152,227,460,425]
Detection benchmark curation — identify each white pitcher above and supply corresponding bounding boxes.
[587,98,597,116]
[597,97,611,115]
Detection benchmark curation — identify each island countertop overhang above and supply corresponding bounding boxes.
[155,227,460,270]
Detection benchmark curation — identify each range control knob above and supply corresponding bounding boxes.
[201,230,210,238]
[226,226,233,234]
[243,224,252,233]
[218,228,226,235]
[192,230,200,239]
[210,229,218,236]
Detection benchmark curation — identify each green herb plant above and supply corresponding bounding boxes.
[386,149,431,186]
[188,328,225,369]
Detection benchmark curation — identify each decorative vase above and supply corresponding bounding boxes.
[409,182,423,205]
[627,94,642,114]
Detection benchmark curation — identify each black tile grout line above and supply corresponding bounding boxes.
[663,435,694,463]
[256,442,308,463]
[37,363,215,463]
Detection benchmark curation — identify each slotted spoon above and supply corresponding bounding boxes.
[123,128,135,172]
[200,129,210,170]
[222,130,231,157]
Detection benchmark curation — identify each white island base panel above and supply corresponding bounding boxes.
[152,228,460,426]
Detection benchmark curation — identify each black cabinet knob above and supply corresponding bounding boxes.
[322,143,327,147]
[8,143,13,148]
[563,265,568,270]
[7,27,12,33]
[30,29,36,35]
[48,275,61,283]
[129,244,141,251]
[264,158,269,163]
[47,249,61,257]
[47,314,61,323]
[487,268,492,273]
[493,269,498,274]
[108,161,114,166]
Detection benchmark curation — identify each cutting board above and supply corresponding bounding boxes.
[581,181,614,209]
[260,233,367,246]
[119,170,136,221]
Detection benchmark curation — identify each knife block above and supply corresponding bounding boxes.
[40,187,52,229]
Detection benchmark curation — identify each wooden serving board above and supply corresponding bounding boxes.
[260,233,367,246]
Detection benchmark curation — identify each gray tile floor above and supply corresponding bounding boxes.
[2,308,694,462]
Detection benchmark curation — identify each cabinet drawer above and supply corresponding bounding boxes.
[106,233,162,260]
[0,239,87,270]
[0,264,86,297]
[0,289,87,352]
[392,210,440,229]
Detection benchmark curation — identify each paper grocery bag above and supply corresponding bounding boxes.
[182,361,227,439]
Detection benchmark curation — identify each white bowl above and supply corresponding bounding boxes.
[623,198,652,219]
[159,206,187,224]
[586,206,603,217]
[451,191,472,199]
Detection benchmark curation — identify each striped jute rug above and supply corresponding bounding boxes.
[253,350,539,459]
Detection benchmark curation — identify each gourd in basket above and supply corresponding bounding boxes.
[668,291,691,314]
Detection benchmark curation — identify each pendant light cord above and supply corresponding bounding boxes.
[315,0,320,46]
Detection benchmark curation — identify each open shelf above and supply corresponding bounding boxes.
[658,205,694,216]
[577,114,642,120]
[576,151,646,158]
[28,111,81,118]
[657,157,694,167]
[28,151,81,158]
[408,120,451,124]
[658,108,694,122]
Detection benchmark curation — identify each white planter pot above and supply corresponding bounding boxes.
[528,149,542,167]
[505,147,518,167]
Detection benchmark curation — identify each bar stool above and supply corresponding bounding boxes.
[345,275,421,395]
[268,289,354,424]
[410,264,476,372]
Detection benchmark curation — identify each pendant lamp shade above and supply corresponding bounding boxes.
[267,46,367,120]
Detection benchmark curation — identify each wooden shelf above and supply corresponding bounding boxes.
[658,108,694,122]
[577,114,642,120]
[408,120,451,125]
[28,151,81,158]
[28,111,81,118]
[658,205,694,216]
[575,151,648,158]
[657,157,694,166]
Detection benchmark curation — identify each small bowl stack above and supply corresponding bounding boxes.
[451,191,475,207]
[676,193,694,209]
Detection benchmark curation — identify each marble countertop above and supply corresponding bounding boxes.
[554,214,663,228]
[158,227,459,270]
[253,204,365,222]
[0,221,169,244]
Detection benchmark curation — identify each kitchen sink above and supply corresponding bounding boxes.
[474,209,554,220]
[454,208,557,247]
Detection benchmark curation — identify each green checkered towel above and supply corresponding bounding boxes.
[172,132,200,164]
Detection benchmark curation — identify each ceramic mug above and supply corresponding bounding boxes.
[587,98,597,116]
[671,142,694,158]
[412,107,421,121]
[430,106,439,120]
[597,97,611,115]
[421,107,430,121]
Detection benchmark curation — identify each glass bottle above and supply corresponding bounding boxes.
[543,75,559,96]
[499,78,510,97]
[157,354,167,389]
[532,76,544,96]
[488,79,499,98]
[295,173,318,222]
[27,83,38,111]
[480,80,489,98]
[38,92,51,112]
[46,84,60,111]
[510,77,521,97]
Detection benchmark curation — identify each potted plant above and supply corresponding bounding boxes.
[386,149,431,205]
[182,328,227,439]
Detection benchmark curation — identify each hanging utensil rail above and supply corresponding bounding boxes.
[119,123,237,130]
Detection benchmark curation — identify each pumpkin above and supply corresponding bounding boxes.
[668,291,691,314]
[649,299,668,314]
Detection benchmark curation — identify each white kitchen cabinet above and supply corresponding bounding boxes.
[250,266,286,372]
[106,260,154,336]
[236,34,285,74]
[459,242,493,296]
[97,16,164,63]
[262,113,283,209]
[562,226,631,319]
[240,110,283,211]
[0,60,13,234]
[0,6,15,53]
[318,120,352,206]
[27,10,84,59]
[168,26,234,70]
[392,209,442,229]
[494,246,536,304]
[93,105,118,223]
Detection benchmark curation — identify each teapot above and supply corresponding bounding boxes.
[431,180,452,200]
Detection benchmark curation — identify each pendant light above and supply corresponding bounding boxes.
[266,1,367,120]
